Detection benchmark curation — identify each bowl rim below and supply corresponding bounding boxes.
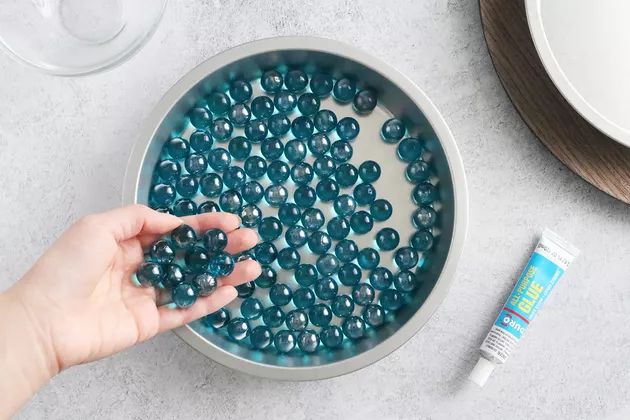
[122,35,468,381]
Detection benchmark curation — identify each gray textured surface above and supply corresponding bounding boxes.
[1,1,629,419]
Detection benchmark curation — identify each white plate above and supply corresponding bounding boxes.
[526,0,630,147]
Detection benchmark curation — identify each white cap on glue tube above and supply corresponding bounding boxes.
[468,357,496,387]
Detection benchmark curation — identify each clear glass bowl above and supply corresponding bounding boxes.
[0,0,167,76]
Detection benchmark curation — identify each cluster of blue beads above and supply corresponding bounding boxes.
[148,68,439,355]
[134,225,235,309]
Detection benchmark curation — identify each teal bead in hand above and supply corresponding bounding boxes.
[236,281,255,298]
[172,281,199,308]
[253,241,277,264]
[150,239,175,264]
[171,224,197,250]
[198,201,220,213]
[185,246,210,273]
[173,199,196,216]
[135,262,163,287]
[202,228,227,252]
[202,308,230,329]
[255,265,277,288]
[208,252,235,277]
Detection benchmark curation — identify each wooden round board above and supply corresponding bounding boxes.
[480,0,630,204]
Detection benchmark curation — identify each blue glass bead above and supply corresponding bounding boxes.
[316,178,340,201]
[244,156,267,179]
[229,79,253,103]
[228,103,251,126]
[394,270,417,292]
[263,306,285,328]
[412,206,437,229]
[223,166,246,189]
[199,174,223,197]
[202,228,227,252]
[333,194,357,216]
[285,69,308,93]
[163,263,185,288]
[244,119,268,143]
[313,109,337,133]
[381,118,406,143]
[295,263,318,287]
[241,297,263,320]
[353,183,376,205]
[309,304,332,327]
[156,159,181,183]
[363,304,385,327]
[165,137,190,160]
[349,210,374,234]
[265,184,288,207]
[278,203,302,226]
[327,216,350,240]
[370,199,393,222]
[258,216,282,241]
[218,189,243,213]
[336,117,360,141]
[201,308,230,329]
[313,155,336,178]
[173,199,197,216]
[294,186,317,208]
[261,137,284,160]
[291,116,314,140]
[254,242,277,264]
[370,267,393,290]
[307,231,332,254]
[267,160,290,183]
[190,131,213,154]
[205,91,231,115]
[394,246,419,269]
[171,224,197,250]
[307,133,331,156]
[352,283,375,306]
[301,208,324,231]
[335,239,358,263]
[240,204,262,228]
[397,137,424,162]
[255,265,277,288]
[297,330,319,353]
[314,276,339,299]
[210,117,234,141]
[320,325,343,348]
[198,201,220,213]
[358,160,381,183]
[342,316,365,340]
[241,180,264,204]
[284,225,308,248]
[310,73,334,97]
[228,136,252,160]
[284,139,307,162]
[251,96,275,119]
[353,89,377,114]
[406,160,430,183]
[335,163,358,188]
[330,140,353,163]
[290,162,314,185]
[274,330,295,353]
[285,308,307,329]
[184,153,207,177]
[293,287,315,309]
[227,318,250,340]
[135,262,163,287]
[261,69,283,93]
[332,295,355,318]
[380,289,403,311]
[208,252,235,277]
[277,247,301,269]
[208,147,231,171]
[410,230,434,251]
[274,90,297,113]
[268,113,291,136]
[250,325,273,350]
[376,227,400,251]
[172,281,199,308]
[338,263,362,286]
[175,176,198,198]
[236,281,255,298]
[412,182,438,205]
[270,284,293,306]
[333,78,356,103]
[151,184,176,206]
[297,92,321,116]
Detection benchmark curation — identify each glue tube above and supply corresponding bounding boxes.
[469,229,579,387]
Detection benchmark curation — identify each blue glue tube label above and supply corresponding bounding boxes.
[469,229,579,387]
